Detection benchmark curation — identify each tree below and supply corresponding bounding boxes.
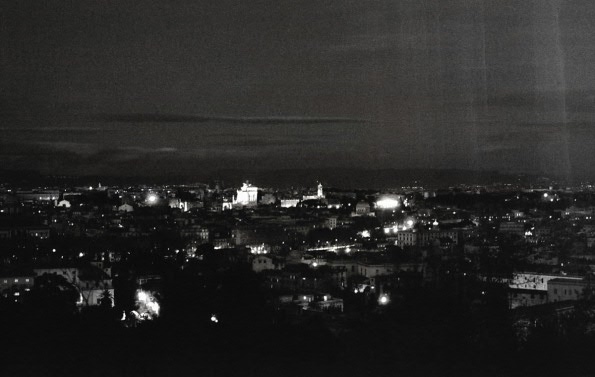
[98,289,113,309]
[30,273,79,321]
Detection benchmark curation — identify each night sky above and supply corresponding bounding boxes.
[2,0,595,180]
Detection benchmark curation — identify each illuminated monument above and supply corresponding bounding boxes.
[233,182,258,207]
[303,183,325,201]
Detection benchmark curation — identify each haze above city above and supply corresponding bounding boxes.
[3,0,595,181]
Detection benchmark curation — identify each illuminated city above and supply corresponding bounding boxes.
[3,0,595,376]
[2,177,595,376]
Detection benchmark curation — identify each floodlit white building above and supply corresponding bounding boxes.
[303,183,325,200]
[56,199,71,208]
[233,182,258,207]
[281,199,300,208]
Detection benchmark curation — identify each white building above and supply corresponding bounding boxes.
[303,183,325,200]
[222,200,233,211]
[56,199,71,208]
[281,199,300,208]
[509,272,581,291]
[355,202,371,215]
[233,182,258,207]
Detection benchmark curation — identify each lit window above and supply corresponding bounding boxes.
[14,279,18,283]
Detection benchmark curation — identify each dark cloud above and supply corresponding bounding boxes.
[2,0,595,180]
[92,113,372,125]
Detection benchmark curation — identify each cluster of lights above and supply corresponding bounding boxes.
[136,290,160,320]
[376,197,400,210]
[383,219,416,234]
[542,193,557,202]
[249,244,269,254]
[384,224,401,234]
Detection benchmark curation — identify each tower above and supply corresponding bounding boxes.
[317,183,324,199]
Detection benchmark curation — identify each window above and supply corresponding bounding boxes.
[25,279,29,282]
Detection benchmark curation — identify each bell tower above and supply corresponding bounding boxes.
[317,183,324,199]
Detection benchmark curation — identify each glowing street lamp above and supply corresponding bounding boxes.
[378,294,390,305]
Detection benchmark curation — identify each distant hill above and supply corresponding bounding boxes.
[208,168,537,189]
[0,167,539,189]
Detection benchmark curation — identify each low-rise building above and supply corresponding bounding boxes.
[0,272,35,299]
[395,229,458,247]
[548,277,590,303]
[252,255,284,273]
